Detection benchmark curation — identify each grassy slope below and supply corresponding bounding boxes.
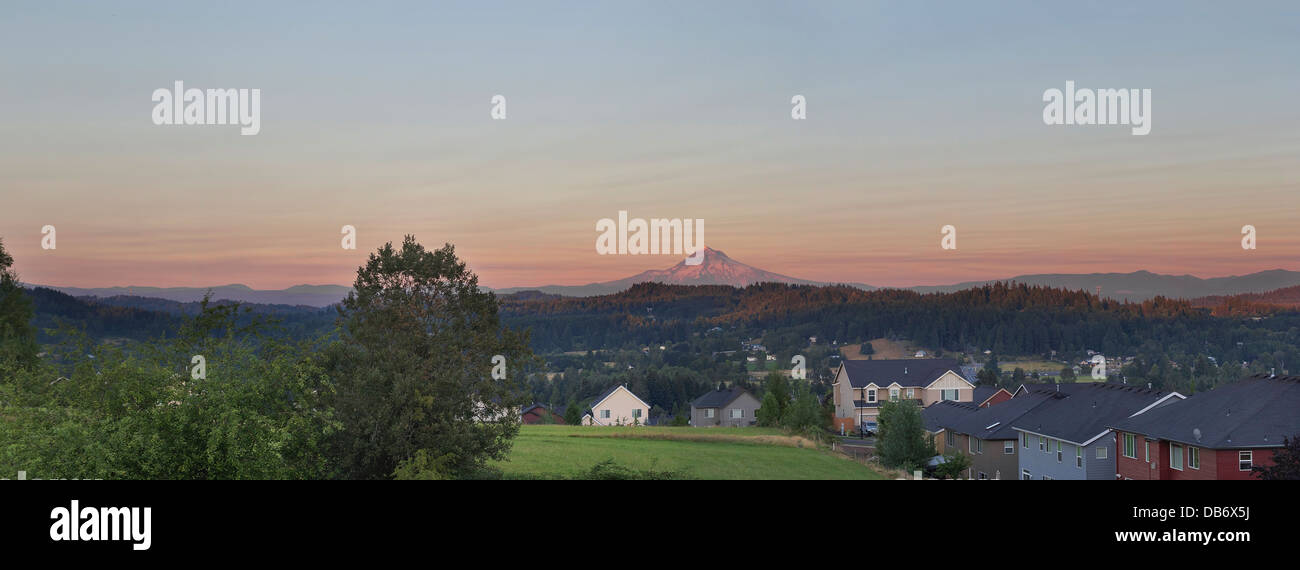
[494,425,886,480]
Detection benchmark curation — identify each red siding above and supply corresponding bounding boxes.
[1114,430,1274,480]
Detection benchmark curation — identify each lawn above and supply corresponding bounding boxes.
[493,425,887,480]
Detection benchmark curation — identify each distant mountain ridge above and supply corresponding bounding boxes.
[35,283,352,308]
[33,252,1300,306]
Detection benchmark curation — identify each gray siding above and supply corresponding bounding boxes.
[691,392,761,427]
[1014,431,1115,480]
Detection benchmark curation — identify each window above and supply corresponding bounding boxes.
[978,472,988,480]
[906,388,915,399]
[1096,447,1108,460]
[1039,436,1046,452]
[1170,444,1184,471]
[1043,475,1053,481]
[867,389,877,403]
[941,389,959,401]
[1076,446,1083,468]
[946,430,955,448]
[1239,451,1253,471]
[1022,432,1029,449]
[1004,441,1015,454]
[969,438,983,454]
[1122,433,1137,459]
[889,388,900,402]
[1057,440,1063,463]
[1189,447,1200,470]
[704,409,714,418]
[600,410,611,419]
[729,408,742,419]
[1022,470,1031,480]
[1144,439,1150,463]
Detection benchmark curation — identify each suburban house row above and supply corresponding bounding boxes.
[923,372,1300,480]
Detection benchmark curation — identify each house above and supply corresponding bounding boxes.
[936,391,1055,480]
[690,387,761,427]
[831,358,976,429]
[1011,383,1185,480]
[520,404,565,425]
[581,384,652,426]
[922,400,981,454]
[972,386,1014,408]
[1111,374,1300,480]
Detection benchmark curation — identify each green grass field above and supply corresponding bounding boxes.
[493,425,887,480]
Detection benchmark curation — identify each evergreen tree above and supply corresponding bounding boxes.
[0,238,37,367]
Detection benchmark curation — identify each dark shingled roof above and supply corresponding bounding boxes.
[1111,374,1300,449]
[946,391,1055,441]
[1010,383,1180,445]
[922,400,980,432]
[972,386,1003,405]
[691,387,751,409]
[839,358,967,389]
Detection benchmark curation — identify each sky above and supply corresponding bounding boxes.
[2,1,1298,289]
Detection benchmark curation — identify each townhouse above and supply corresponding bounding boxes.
[1111,374,1300,480]
[1011,383,1184,480]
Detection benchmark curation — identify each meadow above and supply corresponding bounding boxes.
[493,425,887,480]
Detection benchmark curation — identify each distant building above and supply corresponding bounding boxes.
[520,404,565,425]
[581,385,652,426]
[690,387,761,427]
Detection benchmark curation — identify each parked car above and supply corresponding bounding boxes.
[860,421,878,437]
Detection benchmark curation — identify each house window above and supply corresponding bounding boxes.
[1096,447,1108,460]
[978,472,988,480]
[1189,447,1200,470]
[1022,470,1031,480]
[1004,441,1014,454]
[1170,444,1184,471]
[906,388,915,399]
[704,409,715,418]
[1239,451,1253,471]
[600,410,611,419]
[889,388,900,401]
[729,408,743,419]
[1144,439,1150,463]
[633,409,643,418]
[1039,436,1046,452]
[946,431,955,448]
[969,438,983,454]
[1022,432,1029,449]
[1076,446,1083,468]
[1056,440,1063,463]
[867,389,876,403]
[941,389,959,401]
[1122,433,1137,459]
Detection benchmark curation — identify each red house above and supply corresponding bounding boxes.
[520,404,565,425]
[1110,374,1300,480]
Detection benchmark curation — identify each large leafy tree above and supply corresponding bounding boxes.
[325,236,533,479]
[875,399,934,471]
[0,238,38,367]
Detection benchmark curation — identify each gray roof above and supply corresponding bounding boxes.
[1111,374,1300,449]
[922,400,981,432]
[691,387,751,409]
[839,358,967,389]
[946,391,1055,441]
[972,386,1003,405]
[1010,383,1178,445]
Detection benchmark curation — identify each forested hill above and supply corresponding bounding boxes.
[498,281,1283,362]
